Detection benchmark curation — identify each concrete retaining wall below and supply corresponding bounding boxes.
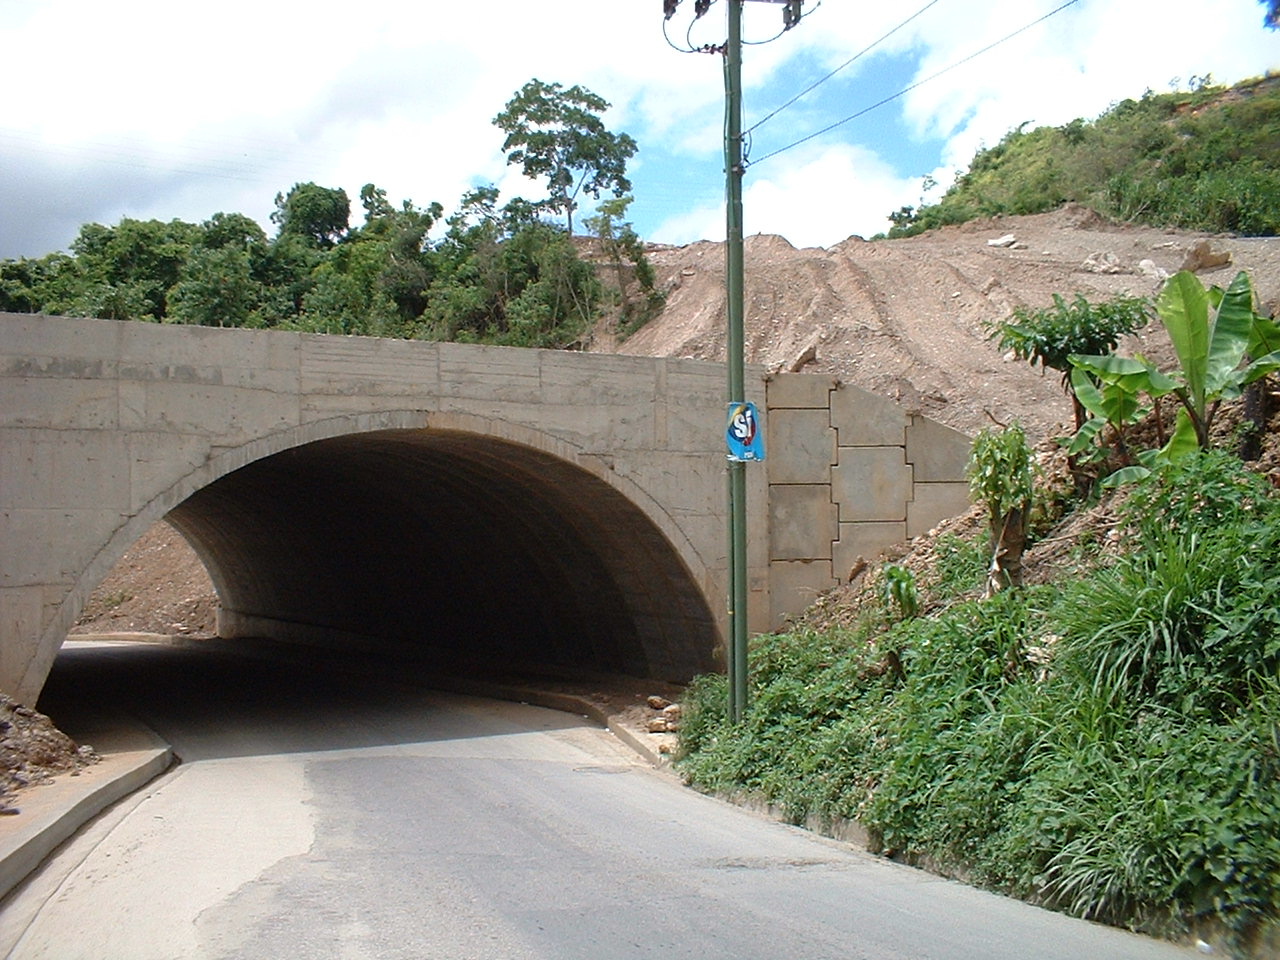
[765,374,972,625]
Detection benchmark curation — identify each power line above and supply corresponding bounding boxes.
[746,0,942,134]
[746,0,1081,167]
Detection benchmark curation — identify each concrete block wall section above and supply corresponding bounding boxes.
[765,374,973,626]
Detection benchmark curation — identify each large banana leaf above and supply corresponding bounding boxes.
[1157,271,1211,416]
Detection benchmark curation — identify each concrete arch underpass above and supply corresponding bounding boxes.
[165,428,721,682]
[3,314,975,705]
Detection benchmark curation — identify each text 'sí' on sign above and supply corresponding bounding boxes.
[726,402,765,462]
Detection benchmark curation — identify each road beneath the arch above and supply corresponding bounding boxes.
[2,641,1195,960]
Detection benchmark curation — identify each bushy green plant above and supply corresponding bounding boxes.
[968,422,1036,593]
[880,563,920,620]
[988,293,1150,429]
[1068,271,1280,485]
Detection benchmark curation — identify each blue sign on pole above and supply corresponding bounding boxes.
[726,401,765,462]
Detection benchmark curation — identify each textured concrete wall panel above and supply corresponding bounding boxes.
[766,373,833,409]
[436,341,542,403]
[300,335,436,397]
[0,378,119,430]
[0,587,43,703]
[768,485,837,561]
[766,408,835,484]
[908,482,973,538]
[0,314,120,363]
[906,415,973,482]
[1,509,124,587]
[0,432,129,511]
[125,381,300,448]
[832,521,908,582]
[831,383,908,446]
[768,559,835,626]
[831,446,912,522]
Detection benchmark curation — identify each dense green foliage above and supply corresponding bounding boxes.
[967,422,1036,592]
[0,183,602,347]
[888,75,1280,238]
[989,293,1150,430]
[0,80,644,349]
[582,196,665,337]
[679,452,1280,956]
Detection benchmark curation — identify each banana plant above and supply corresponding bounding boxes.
[1158,269,1280,448]
[1067,270,1280,483]
[1065,360,1156,454]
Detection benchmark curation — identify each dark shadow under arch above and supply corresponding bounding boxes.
[164,428,721,682]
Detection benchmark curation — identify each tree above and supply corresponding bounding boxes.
[493,79,637,236]
[68,218,199,320]
[422,187,600,347]
[1263,0,1279,28]
[987,293,1150,430]
[583,195,664,336]
[200,212,268,252]
[167,245,264,327]
[350,184,443,323]
[271,182,350,249]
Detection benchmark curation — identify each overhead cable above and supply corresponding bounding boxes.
[746,0,942,134]
[746,0,1081,167]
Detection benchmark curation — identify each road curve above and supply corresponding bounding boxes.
[2,641,1196,960]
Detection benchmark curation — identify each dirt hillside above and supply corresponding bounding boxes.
[72,206,1280,640]
[594,204,1280,441]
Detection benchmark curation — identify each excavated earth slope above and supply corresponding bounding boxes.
[595,204,1280,442]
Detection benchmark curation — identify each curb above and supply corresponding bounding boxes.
[0,720,172,902]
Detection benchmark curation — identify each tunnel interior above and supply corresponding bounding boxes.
[162,428,720,682]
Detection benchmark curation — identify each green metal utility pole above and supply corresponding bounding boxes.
[724,0,749,724]
[664,0,803,724]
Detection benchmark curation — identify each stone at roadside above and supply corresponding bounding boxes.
[1083,251,1124,274]
[1181,239,1232,273]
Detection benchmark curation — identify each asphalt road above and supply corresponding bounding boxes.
[1,641,1197,960]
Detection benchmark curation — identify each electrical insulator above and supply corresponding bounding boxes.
[694,0,711,17]
[783,0,803,29]
[664,0,680,18]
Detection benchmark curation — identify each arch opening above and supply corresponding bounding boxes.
[164,428,720,682]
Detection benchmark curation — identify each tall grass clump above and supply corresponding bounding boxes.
[677,450,1280,956]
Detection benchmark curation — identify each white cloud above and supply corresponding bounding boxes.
[656,142,918,246]
[0,0,1276,259]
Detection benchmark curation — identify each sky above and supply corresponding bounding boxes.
[0,0,1276,261]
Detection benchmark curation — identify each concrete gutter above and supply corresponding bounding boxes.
[0,713,172,902]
